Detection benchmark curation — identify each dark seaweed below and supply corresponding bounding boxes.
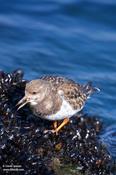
[0,70,112,175]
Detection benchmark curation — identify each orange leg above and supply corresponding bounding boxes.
[52,118,69,134]
[53,121,57,130]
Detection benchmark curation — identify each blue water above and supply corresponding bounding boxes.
[0,0,116,158]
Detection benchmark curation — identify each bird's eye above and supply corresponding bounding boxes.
[32,92,37,94]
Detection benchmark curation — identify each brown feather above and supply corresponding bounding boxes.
[41,76,87,110]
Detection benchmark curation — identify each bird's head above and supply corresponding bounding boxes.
[17,79,50,110]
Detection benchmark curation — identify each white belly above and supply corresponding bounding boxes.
[44,98,81,121]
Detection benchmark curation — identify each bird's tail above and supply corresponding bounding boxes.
[82,81,100,98]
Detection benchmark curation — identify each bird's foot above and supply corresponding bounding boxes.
[51,129,58,135]
[43,118,69,135]
[43,129,58,135]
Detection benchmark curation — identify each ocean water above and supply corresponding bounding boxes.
[0,0,116,159]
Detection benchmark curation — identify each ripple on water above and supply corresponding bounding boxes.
[101,125,116,159]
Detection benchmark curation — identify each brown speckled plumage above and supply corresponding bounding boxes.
[41,76,87,110]
[17,75,99,133]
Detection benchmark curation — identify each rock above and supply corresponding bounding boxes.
[0,69,113,175]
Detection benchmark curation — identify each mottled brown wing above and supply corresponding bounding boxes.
[41,75,87,110]
[40,75,75,88]
[58,82,87,110]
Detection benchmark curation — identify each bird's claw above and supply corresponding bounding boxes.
[43,129,58,135]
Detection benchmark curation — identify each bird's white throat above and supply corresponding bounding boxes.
[30,101,38,106]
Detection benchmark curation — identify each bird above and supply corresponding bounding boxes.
[16,75,100,134]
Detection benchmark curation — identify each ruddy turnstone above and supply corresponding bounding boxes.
[17,76,99,134]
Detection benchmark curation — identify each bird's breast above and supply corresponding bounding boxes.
[30,93,62,117]
[44,98,81,121]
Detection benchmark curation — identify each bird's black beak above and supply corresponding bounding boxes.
[16,96,29,111]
